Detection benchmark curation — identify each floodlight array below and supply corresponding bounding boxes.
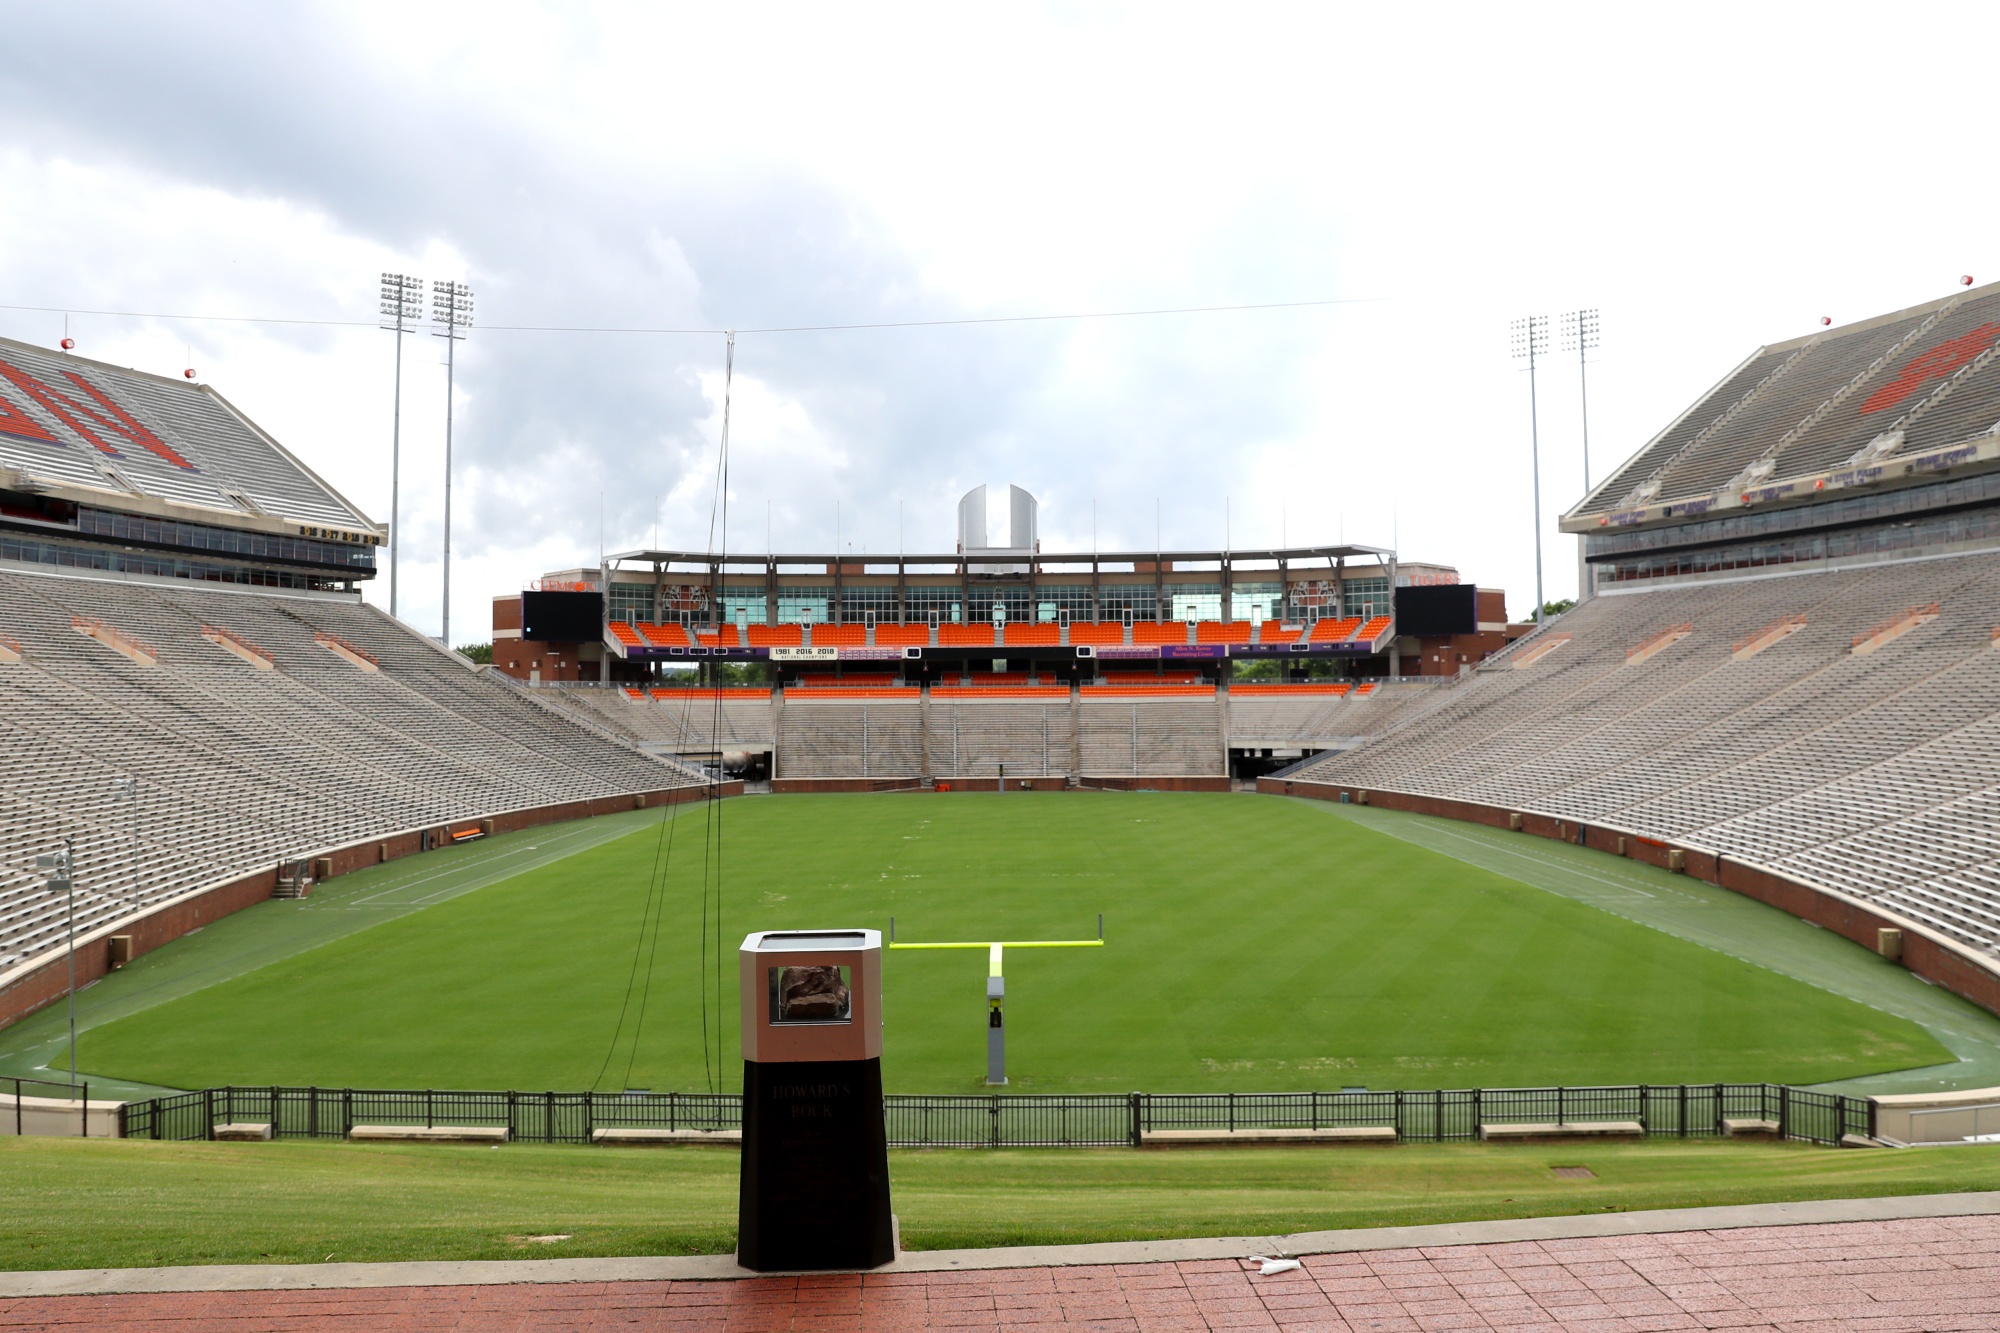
[1561,307,1600,353]
[378,272,424,328]
[1508,314,1550,361]
[431,280,475,336]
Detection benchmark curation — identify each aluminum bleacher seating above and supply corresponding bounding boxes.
[1290,550,2000,959]
[0,568,701,971]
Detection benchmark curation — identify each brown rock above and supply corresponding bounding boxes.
[779,965,850,1021]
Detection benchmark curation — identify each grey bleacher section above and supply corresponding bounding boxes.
[762,690,1286,779]
[1647,314,1929,502]
[1290,551,2000,958]
[1770,290,2000,479]
[550,686,776,753]
[1584,285,2000,515]
[776,697,923,779]
[928,699,1074,778]
[0,337,372,530]
[0,567,697,971]
[1079,698,1223,777]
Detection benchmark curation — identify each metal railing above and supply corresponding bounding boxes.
[119,1083,1871,1148]
[5,1075,91,1137]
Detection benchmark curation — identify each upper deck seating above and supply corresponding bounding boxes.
[1068,621,1127,646]
[1002,622,1060,646]
[1131,621,1190,646]
[810,624,867,647]
[1308,616,1364,642]
[637,622,691,648]
[1195,621,1251,644]
[940,623,996,647]
[874,623,930,648]
[747,624,802,647]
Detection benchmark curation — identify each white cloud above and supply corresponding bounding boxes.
[3,1,1998,629]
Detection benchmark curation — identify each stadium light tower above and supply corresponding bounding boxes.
[1561,308,1601,492]
[431,280,474,646]
[379,274,424,618]
[1510,315,1551,627]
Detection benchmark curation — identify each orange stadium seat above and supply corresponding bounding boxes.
[1002,622,1060,646]
[608,621,643,647]
[1101,670,1204,684]
[796,672,899,687]
[696,625,741,648]
[1067,621,1126,646]
[931,685,1068,697]
[1080,683,1215,697]
[785,685,921,699]
[1131,621,1189,646]
[1195,620,1251,644]
[1308,616,1363,642]
[638,622,691,647]
[1229,682,1350,695]
[747,624,802,647]
[812,624,867,646]
[940,623,995,647]
[1258,621,1302,644]
[874,623,930,647]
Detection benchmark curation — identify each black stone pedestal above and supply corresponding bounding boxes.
[737,1056,894,1271]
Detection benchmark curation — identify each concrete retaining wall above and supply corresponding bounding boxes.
[769,777,922,794]
[0,1092,123,1138]
[1084,775,1233,793]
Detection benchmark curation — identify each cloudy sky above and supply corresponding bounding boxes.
[3,1,1995,638]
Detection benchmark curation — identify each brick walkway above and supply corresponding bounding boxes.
[6,1214,2000,1330]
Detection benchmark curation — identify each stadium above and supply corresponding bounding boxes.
[10,280,2000,1289]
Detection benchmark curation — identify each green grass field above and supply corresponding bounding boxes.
[8,1134,2000,1270]
[59,792,1960,1094]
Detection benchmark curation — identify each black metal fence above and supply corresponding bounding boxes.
[5,1075,90,1137]
[119,1082,1872,1148]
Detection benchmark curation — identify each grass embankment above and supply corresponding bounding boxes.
[4,1135,1999,1271]
[77,793,1948,1093]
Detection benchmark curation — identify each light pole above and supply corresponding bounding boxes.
[1510,315,1551,628]
[1562,308,1601,492]
[431,280,474,646]
[379,274,424,618]
[34,839,76,1084]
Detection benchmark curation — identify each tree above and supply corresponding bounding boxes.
[1539,599,1576,619]
[457,642,494,664]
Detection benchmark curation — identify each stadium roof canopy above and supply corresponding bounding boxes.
[608,543,1395,570]
[0,335,378,540]
[1565,281,2000,533]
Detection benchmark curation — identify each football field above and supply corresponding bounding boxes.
[20,791,1993,1096]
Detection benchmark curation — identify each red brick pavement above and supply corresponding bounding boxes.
[5,1213,2000,1330]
